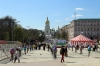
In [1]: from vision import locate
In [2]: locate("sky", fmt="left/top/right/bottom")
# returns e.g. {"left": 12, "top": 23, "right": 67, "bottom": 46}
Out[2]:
{"left": 0, "top": 0, "right": 100, "bottom": 30}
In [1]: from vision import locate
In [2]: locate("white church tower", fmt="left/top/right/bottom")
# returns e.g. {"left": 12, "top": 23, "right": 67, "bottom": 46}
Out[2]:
{"left": 45, "top": 17, "right": 51, "bottom": 39}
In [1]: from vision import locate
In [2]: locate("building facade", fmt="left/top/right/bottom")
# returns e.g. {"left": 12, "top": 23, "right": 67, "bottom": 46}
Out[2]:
{"left": 66, "top": 19, "right": 100, "bottom": 40}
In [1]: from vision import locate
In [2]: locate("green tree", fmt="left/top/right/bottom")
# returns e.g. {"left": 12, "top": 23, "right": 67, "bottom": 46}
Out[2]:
{"left": 61, "top": 31, "right": 69, "bottom": 41}
{"left": 14, "top": 24, "right": 24, "bottom": 42}
{"left": 0, "top": 15, "right": 17, "bottom": 40}
{"left": 61, "top": 31, "right": 66, "bottom": 39}
{"left": 55, "top": 30, "right": 61, "bottom": 39}
{"left": 4, "top": 32, "right": 9, "bottom": 41}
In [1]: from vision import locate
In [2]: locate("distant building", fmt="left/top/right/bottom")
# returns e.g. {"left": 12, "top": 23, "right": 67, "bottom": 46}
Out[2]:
{"left": 44, "top": 17, "right": 51, "bottom": 39}
{"left": 61, "top": 19, "right": 100, "bottom": 40}
{"left": 44, "top": 17, "right": 55, "bottom": 39}
{"left": 50, "top": 28, "right": 55, "bottom": 38}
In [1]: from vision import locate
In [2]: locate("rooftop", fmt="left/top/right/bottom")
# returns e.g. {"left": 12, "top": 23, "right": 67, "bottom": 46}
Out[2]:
{"left": 76, "top": 18, "right": 100, "bottom": 20}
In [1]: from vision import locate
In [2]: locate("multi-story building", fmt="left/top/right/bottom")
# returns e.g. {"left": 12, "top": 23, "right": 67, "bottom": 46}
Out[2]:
{"left": 66, "top": 19, "right": 100, "bottom": 40}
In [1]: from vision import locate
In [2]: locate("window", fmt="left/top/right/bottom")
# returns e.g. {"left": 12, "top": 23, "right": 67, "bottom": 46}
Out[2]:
{"left": 75, "top": 28, "right": 77, "bottom": 31}
{"left": 97, "top": 28, "right": 98, "bottom": 31}
{"left": 81, "top": 28, "right": 83, "bottom": 31}
{"left": 91, "top": 33, "right": 92, "bottom": 35}
{"left": 88, "top": 33, "right": 89, "bottom": 35}
{"left": 87, "top": 28, "right": 89, "bottom": 31}
{"left": 78, "top": 28, "right": 80, "bottom": 31}
{"left": 97, "top": 33, "right": 98, "bottom": 35}
{"left": 91, "top": 28, "right": 92, "bottom": 31}
{"left": 94, "top": 28, "right": 95, "bottom": 31}
{"left": 84, "top": 33, "right": 86, "bottom": 35}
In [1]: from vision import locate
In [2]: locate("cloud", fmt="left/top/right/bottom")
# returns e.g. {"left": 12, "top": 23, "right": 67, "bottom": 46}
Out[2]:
{"left": 65, "top": 18, "right": 69, "bottom": 20}
{"left": 71, "top": 14, "right": 83, "bottom": 18}
{"left": 55, "top": 20, "right": 61, "bottom": 22}
{"left": 75, "top": 8, "right": 84, "bottom": 11}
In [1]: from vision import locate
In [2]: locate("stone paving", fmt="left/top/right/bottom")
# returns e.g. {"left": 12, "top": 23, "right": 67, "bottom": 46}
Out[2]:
{"left": 57, "top": 48, "right": 100, "bottom": 66}
{"left": 0, "top": 47, "right": 100, "bottom": 66}
{"left": 1, "top": 48, "right": 67, "bottom": 66}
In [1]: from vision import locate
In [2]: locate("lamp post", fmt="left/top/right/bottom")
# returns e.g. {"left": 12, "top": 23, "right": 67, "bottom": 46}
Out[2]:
{"left": 12, "top": 21, "right": 20, "bottom": 41}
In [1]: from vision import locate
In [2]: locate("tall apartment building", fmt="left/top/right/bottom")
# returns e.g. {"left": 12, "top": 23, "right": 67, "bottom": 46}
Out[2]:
{"left": 66, "top": 19, "right": 100, "bottom": 40}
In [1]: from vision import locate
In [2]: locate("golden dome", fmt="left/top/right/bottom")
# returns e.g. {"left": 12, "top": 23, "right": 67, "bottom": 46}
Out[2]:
{"left": 45, "top": 17, "right": 49, "bottom": 24}
{"left": 45, "top": 21, "right": 49, "bottom": 24}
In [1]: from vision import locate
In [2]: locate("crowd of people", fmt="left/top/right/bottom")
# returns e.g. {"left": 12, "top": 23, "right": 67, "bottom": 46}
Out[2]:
{"left": 9, "top": 41, "right": 100, "bottom": 63}
{"left": 9, "top": 42, "right": 49, "bottom": 63}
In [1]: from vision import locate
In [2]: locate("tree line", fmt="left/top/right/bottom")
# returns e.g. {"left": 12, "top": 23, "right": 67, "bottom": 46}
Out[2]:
{"left": 0, "top": 16, "right": 45, "bottom": 43}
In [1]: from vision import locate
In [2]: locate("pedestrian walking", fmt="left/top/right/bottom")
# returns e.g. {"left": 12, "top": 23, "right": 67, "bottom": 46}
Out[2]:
{"left": 60, "top": 46, "right": 65, "bottom": 63}
{"left": 80, "top": 45, "right": 83, "bottom": 54}
{"left": 24, "top": 45, "right": 26, "bottom": 55}
{"left": 18, "top": 47, "right": 21, "bottom": 57}
{"left": 14, "top": 48, "right": 20, "bottom": 63}
{"left": 43, "top": 44, "right": 46, "bottom": 51}
{"left": 26, "top": 45, "right": 29, "bottom": 53}
{"left": 10, "top": 47, "right": 15, "bottom": 61}
{"left": 29, "top": 45, "right": 31, "bottom": 51}
{"left": 88, "top": 45, "right": 91, "bottom": 57}
{"left": 65, "top": 45, "right": 68, "bottom": 57}
{"left": 47, "top": 44, "right": 50, "bottom": 51}
{"left": 53, "top": 46, "right": 57, "bottom": 59}
{"left": 72, "top": 44, "right": 74, "bottom": 51}
{"left": 75, "top": 45, "right": 77, "bottom": 52}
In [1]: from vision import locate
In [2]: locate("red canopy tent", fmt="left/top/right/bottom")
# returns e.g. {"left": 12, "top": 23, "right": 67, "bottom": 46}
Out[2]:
{"left": 70, "top": 35, "right": 93, "bottom": 46}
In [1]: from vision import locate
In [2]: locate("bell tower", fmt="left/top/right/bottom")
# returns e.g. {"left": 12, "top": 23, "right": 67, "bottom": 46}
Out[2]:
{"left": 45, "top": 17, "right": 51, "bottom": 38}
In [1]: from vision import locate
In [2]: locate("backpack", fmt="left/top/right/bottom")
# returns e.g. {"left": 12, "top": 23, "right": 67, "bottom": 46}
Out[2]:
{"left": 54, "top": 47, "right": 57, "bottom": 52}
{"left": 88, "top": 46, "right": 91, "bottom": 51}
{"left": 10, "top": 49, "right": 15, "bottom": 54}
